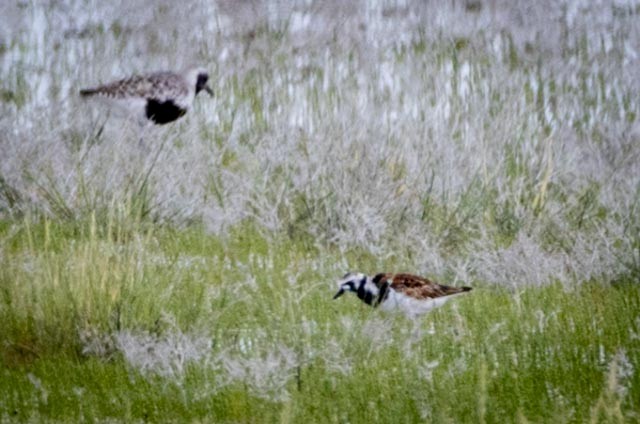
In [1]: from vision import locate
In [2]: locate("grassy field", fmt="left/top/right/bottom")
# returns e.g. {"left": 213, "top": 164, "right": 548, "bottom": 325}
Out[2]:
{"left": 1, "top": 218, "right": 638, "bottom": 422}
{"left": 1, "top": 0, "right": 640, "bottom": 422}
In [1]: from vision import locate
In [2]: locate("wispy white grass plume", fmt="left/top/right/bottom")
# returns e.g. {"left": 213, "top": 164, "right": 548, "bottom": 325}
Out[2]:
{"left": 221, "top": 344, "right": 298, "bottom": 402}
{"left": 115, "top": 327, "right": 212, "bottom": 379}
{"left": 471, "top": 232, "right": 569, "bottom": 287}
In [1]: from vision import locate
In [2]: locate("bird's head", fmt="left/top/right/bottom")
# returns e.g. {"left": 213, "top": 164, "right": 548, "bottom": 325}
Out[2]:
{"left": 186, "top": 67, "right": 213, "bottom": 96}
{"left": 333, "top": 272, "right": 368, "bottom": 299}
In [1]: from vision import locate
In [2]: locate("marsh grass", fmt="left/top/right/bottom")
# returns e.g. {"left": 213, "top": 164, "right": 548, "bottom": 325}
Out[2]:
{"left": 0, "top": 218, "right": 639, "bottom": 422}
{"left": 1, "top": 0, "right": 640, "bottom": 422}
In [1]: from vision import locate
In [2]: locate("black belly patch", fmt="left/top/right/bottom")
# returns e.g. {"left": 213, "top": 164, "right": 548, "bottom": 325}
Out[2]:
{"left": 145, "top": 99, "right": 187, "bottom": 124}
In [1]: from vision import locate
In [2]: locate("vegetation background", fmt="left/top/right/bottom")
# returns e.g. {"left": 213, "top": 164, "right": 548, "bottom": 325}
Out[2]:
{"left": 1, "top": 0, "right": 639, "bottom": 422}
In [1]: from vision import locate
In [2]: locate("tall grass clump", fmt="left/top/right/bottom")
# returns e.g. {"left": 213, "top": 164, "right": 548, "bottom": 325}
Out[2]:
{"left": 1, "top": 0, "right": 639, "bottom": 421}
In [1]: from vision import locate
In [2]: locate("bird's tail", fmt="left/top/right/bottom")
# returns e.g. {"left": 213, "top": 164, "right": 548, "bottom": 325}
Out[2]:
{"left": 461, "top": 286, "right": 473, "bottom": 292}
{"left": 79, "top": 88, "right": 98, "bottom": 97}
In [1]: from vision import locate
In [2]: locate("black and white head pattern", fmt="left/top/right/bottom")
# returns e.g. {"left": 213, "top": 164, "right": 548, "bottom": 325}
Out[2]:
{"left": 333, "top": 272, "right": 390, "bottom": 307}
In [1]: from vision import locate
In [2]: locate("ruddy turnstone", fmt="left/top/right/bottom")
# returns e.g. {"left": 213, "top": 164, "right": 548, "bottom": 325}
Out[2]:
{"left": 333, "top": 272, "right": 472, "bottom": 316}
{"left": 79, "top": 67, "right": 213, "bottom": 125}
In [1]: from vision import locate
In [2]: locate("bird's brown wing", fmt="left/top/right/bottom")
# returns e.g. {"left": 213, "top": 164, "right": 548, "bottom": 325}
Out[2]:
{"left": 375, "top": 273, "right": 471, "bottom": 300}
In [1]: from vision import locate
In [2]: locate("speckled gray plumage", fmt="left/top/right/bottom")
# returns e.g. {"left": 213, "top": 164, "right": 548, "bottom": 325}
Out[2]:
{"left": 80, "top": 68, "right": 212, "bottom": 125}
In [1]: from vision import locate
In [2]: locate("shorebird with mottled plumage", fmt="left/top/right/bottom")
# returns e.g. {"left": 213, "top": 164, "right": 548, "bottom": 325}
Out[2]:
{"left": 79, "top": 67, "right": 213, "bottom": 126}
{"left": 333, "top": 272, "right": 472, "bottom": 316}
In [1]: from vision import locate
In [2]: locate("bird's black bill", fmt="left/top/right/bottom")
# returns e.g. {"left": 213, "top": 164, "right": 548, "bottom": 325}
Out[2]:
{"left": 204, "top": 85, "right": 214, "bottom": 96}
{"left": 333, "top": 288, "right": 345, "bottom": 300}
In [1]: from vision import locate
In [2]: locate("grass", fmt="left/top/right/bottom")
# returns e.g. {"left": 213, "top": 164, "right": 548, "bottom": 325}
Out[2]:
{"left": 0, "top": 218, "right": 639, "bottom": 422}
{"left": 2, "top": 0, "right": 640, "bottom": 421}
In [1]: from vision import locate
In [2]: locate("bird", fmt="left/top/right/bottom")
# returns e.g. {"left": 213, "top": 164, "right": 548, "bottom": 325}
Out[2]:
{"left": 79, "top": 67, "right": 213, "bottom": 126}
{"left": 333, "top": 272, "right": 472, "bottom": 316}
